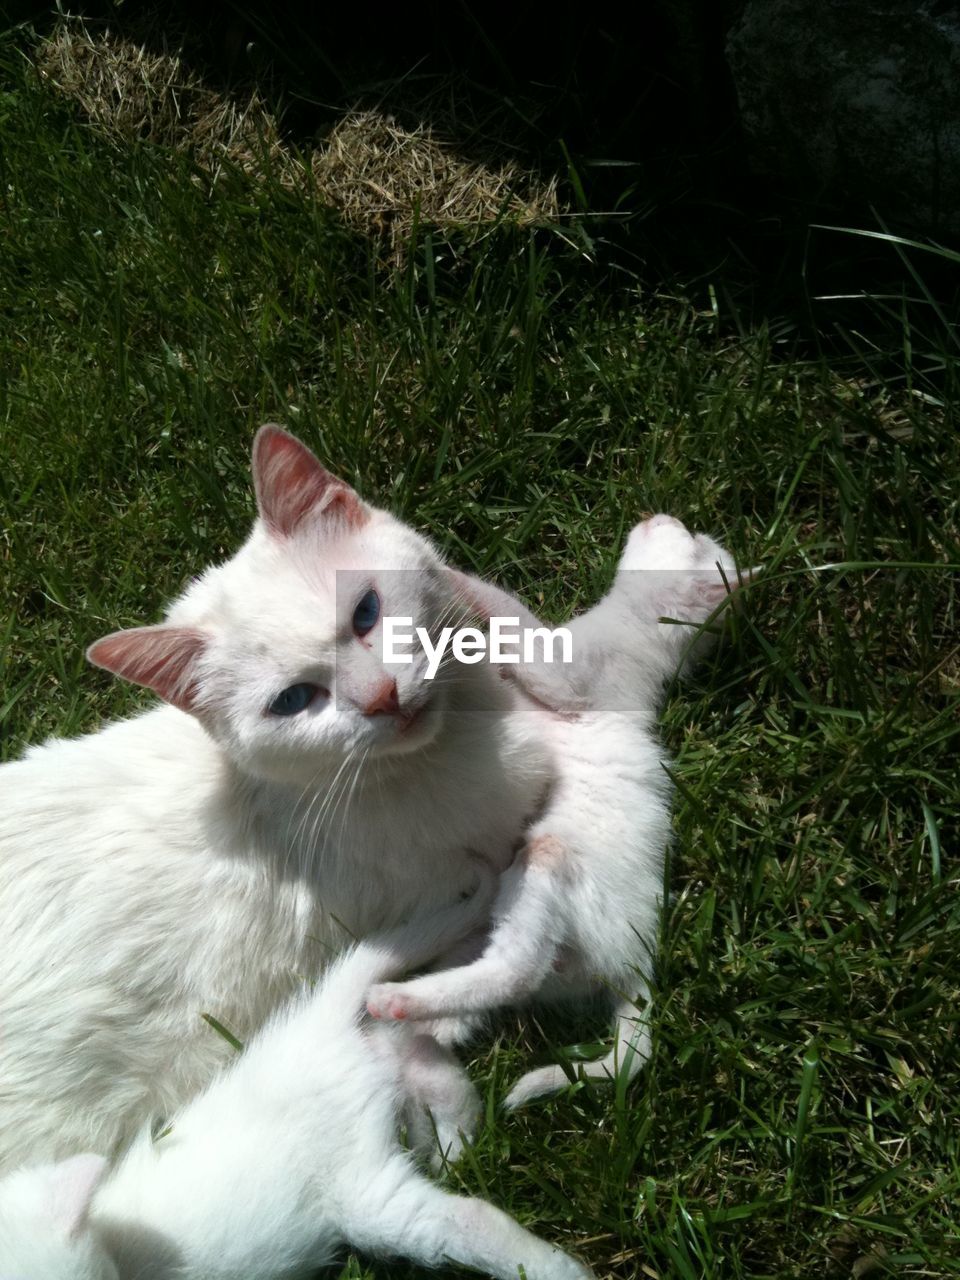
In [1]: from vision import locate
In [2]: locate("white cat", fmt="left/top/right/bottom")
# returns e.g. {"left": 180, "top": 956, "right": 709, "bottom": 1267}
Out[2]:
{"left": 0, "top": 425, "right": 553, "bottom": 1171}
{"left": 368, "top": 515, "right": 743, "bottom": 1106}
{"left": 0, "top": 890, "right": 594, "bottom": 1280}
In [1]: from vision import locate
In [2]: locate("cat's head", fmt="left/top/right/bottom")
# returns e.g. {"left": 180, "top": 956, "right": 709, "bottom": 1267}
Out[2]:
{"left": 88, "top": 426, "right": 481, "bottom": 784}
{"left": 0, "top": 1154, "right": 118, "bottom": 1280}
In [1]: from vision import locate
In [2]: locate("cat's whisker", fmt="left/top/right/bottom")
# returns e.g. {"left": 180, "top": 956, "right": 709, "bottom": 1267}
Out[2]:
{"left": 289, "top": 758, "right": 344, "bottom": 857}
{"left": 307, "top": 748, "right": 363, "bottom": 865}
{"left": 288, "top": 763, "right": 335, "bottom": 852}
{"left": 302, "top": 745, "right": 365, "bottom": 875}
{"left": 290, "top": 749, "right": 362, "bottom": 878}
{"left": 308, "top": 744, "right": 369, "bottom": 871}
{"left": 430, "top": 592, "right": 476, "bottom": 635}
{"left": 335, "top": 746, "right": 371, "bottom": 856}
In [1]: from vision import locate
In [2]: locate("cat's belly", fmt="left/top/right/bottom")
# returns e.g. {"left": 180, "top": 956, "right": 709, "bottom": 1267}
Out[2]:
{"left": 299, "top": 696, "right": 555, "bottom": 934}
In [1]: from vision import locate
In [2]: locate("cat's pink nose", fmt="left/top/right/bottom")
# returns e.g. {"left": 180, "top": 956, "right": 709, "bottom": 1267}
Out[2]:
{"left": 362, "top": 676, "right": 400, "bottom": 717}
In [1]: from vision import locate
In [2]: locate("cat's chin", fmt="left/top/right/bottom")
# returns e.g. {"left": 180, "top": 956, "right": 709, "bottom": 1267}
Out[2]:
{"left": 371, "top": 694, "right": 444, "bottom": 758}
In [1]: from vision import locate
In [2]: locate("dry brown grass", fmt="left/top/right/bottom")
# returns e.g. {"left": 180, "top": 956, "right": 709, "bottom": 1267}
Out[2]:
{"left": 34, "top": 18, "right": 563, "bottom": 259}
{"left": 34, "top": 21, "right": 285, "bottom": 180}
{"left": 309, "top": 109, "right": 560, "bottom": 250}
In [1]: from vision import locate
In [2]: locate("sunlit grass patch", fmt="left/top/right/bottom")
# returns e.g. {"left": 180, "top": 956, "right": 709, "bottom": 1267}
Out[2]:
{"left": 32, "top": 14, "right": 562, "bottom": 264}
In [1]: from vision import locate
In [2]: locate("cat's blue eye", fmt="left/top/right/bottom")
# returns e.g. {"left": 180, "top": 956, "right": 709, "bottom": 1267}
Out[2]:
{"left": 268, "top": 683, "right": 321, "bottom": 717}
{"left": 352, "top": 589, "right": 380, "bottom": 637}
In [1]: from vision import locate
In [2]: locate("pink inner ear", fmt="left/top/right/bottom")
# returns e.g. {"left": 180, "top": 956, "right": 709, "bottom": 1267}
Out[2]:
{"left": 445, "top": 569, "right": 492, "bottom": 620}
{"left": 698, "top": 567, "right": 744, "bottom": 606}
{"left": 252, "top": 424, "right": 366, "bottom": 537}
{"left": 87, "top": 626, "right": 207, "bottom": 714}
{"left": 446, "top": 568, "right": 526, "bottom": 624}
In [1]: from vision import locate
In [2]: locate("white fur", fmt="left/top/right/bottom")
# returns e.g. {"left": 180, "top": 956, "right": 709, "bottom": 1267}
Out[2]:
{"left": 0, "top": 896, "right": 593, "bottom": 1279}
{"left": 0, "top": 427, "right": 553, "bottom": 1171}
{"left": 368, "top": 515, "right": 742, "bottom": 1105}
{"left": 0, "top": 1155, "right": 118, "bottom": 1280}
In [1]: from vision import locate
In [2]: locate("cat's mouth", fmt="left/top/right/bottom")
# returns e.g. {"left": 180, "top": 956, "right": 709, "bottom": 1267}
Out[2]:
{"left": 398, "top": 705, "right": 425, "bottom": 735}
{"left": 374, "top": 694, "right": 441, "bottom": 755}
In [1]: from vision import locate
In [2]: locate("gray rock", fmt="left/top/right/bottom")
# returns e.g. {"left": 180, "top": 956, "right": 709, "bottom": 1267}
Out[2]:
{"left": 726, "top": 1, "right": 960, "bottom": 234}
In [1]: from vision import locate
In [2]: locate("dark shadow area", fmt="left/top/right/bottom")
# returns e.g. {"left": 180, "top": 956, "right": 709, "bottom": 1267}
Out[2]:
{"left": 8, "top": 1, "right": 960, "bottom": 351}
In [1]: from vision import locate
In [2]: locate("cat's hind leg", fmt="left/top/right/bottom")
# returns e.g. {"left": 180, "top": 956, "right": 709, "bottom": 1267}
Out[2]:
{"left": 397, "top": 1033, "right": 481, "bottom": 1171}
{"left": 503, "top": 993, "right": 651, "bottom": 1110}
{"left": 347, "top": 1164, "right": 595, "bottom": 1280}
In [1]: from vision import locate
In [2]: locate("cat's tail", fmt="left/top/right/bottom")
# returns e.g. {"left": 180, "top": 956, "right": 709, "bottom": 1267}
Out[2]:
{"left": 311, "top": 869, "right": 496, "bottom": 1033}
{"left": 502, "top": 997, "right": 651, "bottom": 1110}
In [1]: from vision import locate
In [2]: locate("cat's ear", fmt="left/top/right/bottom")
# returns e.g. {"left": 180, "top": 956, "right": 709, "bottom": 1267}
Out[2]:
{"left": 252, "top": 424, "right": 368, "bottom": 537}
{"left": 87, "top": 626, "right": 208, "bottom": 714}
{"left": 694, "top": 563, "right": 757, "bottom": 609}
{"left": 695, "top": 574, "right": 739, "bottom": 609}
{"left": 444, "top": 567, "right": 589, "bottom": 714}
{"left": 46, "top": 1154, "right": 109, "bottom": 1239}
{"left": 443, "top": 568, "right": 501, "bottom": 622}
{"left": 443, "top": 568, "right": 541, "bottom": 628}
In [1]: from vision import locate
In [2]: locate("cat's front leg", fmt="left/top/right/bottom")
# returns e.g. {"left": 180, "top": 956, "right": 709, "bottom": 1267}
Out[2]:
{"left": 367, "top": 836, "right": 567, "bottom": 1022}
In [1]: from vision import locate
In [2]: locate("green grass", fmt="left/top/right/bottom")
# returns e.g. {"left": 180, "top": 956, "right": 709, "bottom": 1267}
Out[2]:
{"left": 2, "top": 33, "right": 959, "bottom": 1279}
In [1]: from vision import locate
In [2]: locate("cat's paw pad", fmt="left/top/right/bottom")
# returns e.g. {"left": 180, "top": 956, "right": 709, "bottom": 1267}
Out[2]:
{"left": 620, "top": 515, "right": 698, "bottom": 573}
{"left": 426, "top": 1120, "right": 473, "bottom": 1173}
{"left": 643, "top": 513, "right": 687, "bottom": 534}
{"left": 692, "top": 532, "right": 735, "bottom": 576}
{"left": 367, "top": 983, "right": 419, "bottom": 1021}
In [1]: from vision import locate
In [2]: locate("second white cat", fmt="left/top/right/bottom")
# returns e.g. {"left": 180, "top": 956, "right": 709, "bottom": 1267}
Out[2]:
{"left": 369, "top": 515, "right": 743, "bottom": 1106}
{"left": 0, "top": 889, "right": 593, "bottom": 1280}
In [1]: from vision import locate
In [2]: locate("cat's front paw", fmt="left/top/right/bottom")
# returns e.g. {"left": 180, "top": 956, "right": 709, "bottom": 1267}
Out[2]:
{"left": 367, "top": 982, "right": 423, "bottom": 1022}
{"left": 620, "top": 513, "right": 698, "bottom": 573}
